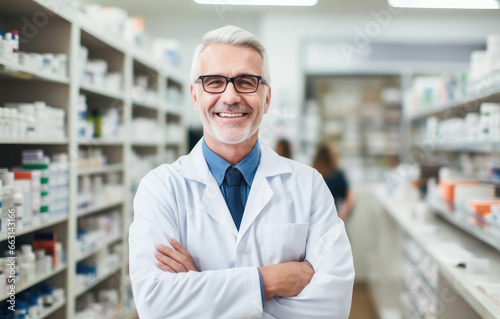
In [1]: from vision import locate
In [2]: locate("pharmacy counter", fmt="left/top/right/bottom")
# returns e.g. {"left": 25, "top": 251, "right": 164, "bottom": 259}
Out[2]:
{"left": 364, "top": 185, "right": 500, "bottom": 319}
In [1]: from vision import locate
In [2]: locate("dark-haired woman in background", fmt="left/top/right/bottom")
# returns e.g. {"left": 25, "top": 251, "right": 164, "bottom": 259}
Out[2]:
{"left": 274, "top": 138, "right": 293, "bottom": 159}
{"left": 313, "top": 143, "right": 356, "bottom": 222}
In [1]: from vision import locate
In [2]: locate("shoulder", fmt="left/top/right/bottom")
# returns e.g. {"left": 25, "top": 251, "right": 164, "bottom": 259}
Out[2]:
{"left": 140, "top": 155, "right": 188, "bottom": 189}
{"left": 259, "top": 143, "right": 321, "bottom": 181}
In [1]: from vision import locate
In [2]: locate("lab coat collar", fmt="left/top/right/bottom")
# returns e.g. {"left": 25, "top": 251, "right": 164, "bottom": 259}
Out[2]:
{"left": 179, "top": 138, "right": 292, "bottom": 183}
{"left": 236, "top": 142, "right": 292, "bottom": 242}
{"left": 179, "top": 138, "right": 293, "bottom": 239}
{"left": 257, "top": 141, "right": 293, "bottom": 178}
{"left": 179, "top": 138, "right": 211, "bottom": 184}
{"left": 180, "top": 139, "right": 239, "bottom": 235}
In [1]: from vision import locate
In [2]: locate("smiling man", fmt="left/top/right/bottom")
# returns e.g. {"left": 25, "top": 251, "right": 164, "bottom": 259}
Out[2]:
{"left": 129, "top": 25, "right": 354, "bottom": 319}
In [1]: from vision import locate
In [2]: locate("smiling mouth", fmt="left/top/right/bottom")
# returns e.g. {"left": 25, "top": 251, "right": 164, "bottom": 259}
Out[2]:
{"left": 217, "top": 112, "right": 247, "bottom": 118}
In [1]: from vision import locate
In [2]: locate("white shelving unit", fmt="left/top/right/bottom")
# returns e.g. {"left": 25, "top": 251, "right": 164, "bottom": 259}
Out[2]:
{"left": 365, "top": 186, "right": 500, "bottom": 319}
{"left": 407, "top": 71, "right": 500, "bottom": 250}
{"left": 428, "top": 197, "right": 500, "bottom": 253}
{"left": 0, "top": 215, "right": 69, "bottom": 241}
{"left": 408, "top": 72, "right": 500, "bottom": 122}
{"left": 374, "top": 67, "right": 500, "bottom": 318}
{"left": 0, "top": 1, "right": 187, "bottom": 318}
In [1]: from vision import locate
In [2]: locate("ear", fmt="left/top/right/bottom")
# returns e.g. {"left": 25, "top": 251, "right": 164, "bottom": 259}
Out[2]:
{"left": 190, "top": 84, "right": 199, "bottom": 112}
{"left": 263, "top": 86, "right": 271, "bottom": 114}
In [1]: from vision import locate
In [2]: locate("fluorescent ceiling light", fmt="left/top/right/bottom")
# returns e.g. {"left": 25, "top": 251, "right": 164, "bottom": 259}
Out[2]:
{"left": 388, "top": 0, "right": 499, "bottom": 9}
{"left": 194, "top": 0, "right": 318, "bottom": 6}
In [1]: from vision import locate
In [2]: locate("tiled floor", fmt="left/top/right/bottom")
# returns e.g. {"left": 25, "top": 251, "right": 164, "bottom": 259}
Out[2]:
{"left": 349, "top": 283, "right": 379, "bottom": 319}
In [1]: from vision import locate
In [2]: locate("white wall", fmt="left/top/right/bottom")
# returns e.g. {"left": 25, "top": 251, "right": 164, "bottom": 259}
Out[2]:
{"left": 258, "top": 9, "right": 500, "bottom": 146}
{"left": 143, "top": 8, "right": 500, "bottom": 147}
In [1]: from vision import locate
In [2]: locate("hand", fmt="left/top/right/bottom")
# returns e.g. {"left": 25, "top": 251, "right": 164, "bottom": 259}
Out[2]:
{"left": 155, "top": 238, "right": 198, "bottom": 273}
{"left": 259, "top": 261, "right": 314, "bottom": 299}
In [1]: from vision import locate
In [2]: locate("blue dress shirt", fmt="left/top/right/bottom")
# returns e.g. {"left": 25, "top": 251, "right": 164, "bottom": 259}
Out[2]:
{"left": 202, "top": 139, "right": 260, "bottom": 209}
{"left": 202, "top": 138, "right": 265, "bottom": 307}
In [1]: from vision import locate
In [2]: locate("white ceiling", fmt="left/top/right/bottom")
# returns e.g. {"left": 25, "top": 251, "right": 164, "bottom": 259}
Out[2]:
{"left": 82, "top": 0, "right": 407, "bottom": 18}
{"left": 81, "top": 0, "right": 500, "bottom": 30}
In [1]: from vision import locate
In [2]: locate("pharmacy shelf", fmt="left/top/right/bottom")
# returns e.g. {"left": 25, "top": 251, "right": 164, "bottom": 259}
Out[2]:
{"left": 431, "top": 141, "right": 500, "bottom": 153}
{"left": 165, "top": 141, "right": 183, "bottom": 147}
{"left": 80, "top": 83, "right": 125, "bottom": 101}
{"left": 75, "top": 233, "right": 121, "bottom": 262}
{"left": 0, "top": 214, "right": 68, "bottom": 242}
{"left": 133, "top": 49, "right": 160, "bottom": 72}
{"left": 39, "top": 297, "right": 66, "bottom": 319}
{"left": 427, "top": 197, "right": 500, "bottom": 253}
{"left": 77, "top": 198, "right": 124, "bottom": 218}
{"left": 132, "top": 99, "right": 161, "bottom": 111}
{"left": 0, "top": 264, "right": 67, "bottom": 302}
{"left": 164, "top": 102, "right": 182, "bottom": 116}
{"left": 78, "top": 139, "right": 124, "bottom": 146}
{"left": 375, "top": 189, "right": 500, "bottom": 319}
{"left": 0, "top": 58, "right": 69, "bottom": 84}
{"left": 75, "top": 263, "right": 122, "bottom": 297}
{"left": 367, "top": 149, "right": 400, "bottom": 156}
{"left": 404, "top": 253, "right": 436, "bottom": 295}
{"left": 77, "top": 163, "right": 124, "bottom": 176}
{"left": 131, "top": 141, "right": 161, "bottom": 147}
{"left": 0, "top": 1, "right": 187, "bottom": 317}
{"left": 409, "top": 74, "right": 500, "bottom": 121}
{"left": 403, "top": 283, "right": 427, "bottom": 319}
{"left": 164, "top": 69, "right": 185, "bottom": 86}
{"left": 0, "top": 138, "right": 68, "bottom": 145}
{"left": 479, "top": 178, "right": 500, "bottom": 186}
{"left": 76, "top": 13, "right": 127, "bottom": 54}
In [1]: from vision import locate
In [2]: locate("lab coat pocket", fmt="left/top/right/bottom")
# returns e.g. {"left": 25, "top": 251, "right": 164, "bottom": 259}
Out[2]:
{"left": 264, "top": 223, "right": 308, "bottom": 264}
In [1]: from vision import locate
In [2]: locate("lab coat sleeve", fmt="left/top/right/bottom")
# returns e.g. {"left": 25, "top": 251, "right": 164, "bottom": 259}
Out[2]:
{"left": 265, "top": 171, "right": 355, "bottom": 319}
{"left": 129, "top": 171, "right": 263, "bottom": 319}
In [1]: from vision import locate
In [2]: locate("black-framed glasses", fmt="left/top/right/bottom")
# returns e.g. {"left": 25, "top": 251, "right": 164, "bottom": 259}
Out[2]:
{"left": 197, "top": 75, "right": 266, "bottom": 94}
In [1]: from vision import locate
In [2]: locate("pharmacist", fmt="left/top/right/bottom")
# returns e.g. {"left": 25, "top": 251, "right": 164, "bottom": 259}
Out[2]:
{"left": 129, "top": 25, "right": 354, "bottom": 318}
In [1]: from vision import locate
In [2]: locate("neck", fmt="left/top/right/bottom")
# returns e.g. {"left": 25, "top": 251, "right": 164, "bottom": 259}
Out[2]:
{"left": 204, "top": 132, "right": 258, "bottom": 166}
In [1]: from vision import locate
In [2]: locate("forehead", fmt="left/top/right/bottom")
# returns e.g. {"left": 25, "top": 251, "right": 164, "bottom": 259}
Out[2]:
{"left": 199, "top": 43, "right": 263, "bottom": 76}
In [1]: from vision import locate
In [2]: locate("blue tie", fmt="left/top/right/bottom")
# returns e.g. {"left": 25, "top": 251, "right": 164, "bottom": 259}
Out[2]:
{"left": 225, "top": 167, "right": 244, "bottom": 230}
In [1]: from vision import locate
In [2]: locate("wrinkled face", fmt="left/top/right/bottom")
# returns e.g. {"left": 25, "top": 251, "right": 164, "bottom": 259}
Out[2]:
{"left": 191, "top": 43, "right": 271, "bottom": 145}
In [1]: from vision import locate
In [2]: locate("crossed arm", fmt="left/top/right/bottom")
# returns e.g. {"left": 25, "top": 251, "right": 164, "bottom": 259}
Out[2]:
{"left": 130, "top": 170, "right": 354, "bottom": 318}
{"left": 155, "top": 238, "right": 315, "bottom": 300}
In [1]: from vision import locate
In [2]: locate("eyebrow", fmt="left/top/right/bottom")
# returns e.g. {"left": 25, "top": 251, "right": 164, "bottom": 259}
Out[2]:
{"left": 203, "top": 73, "right": 260, "bottom": 77}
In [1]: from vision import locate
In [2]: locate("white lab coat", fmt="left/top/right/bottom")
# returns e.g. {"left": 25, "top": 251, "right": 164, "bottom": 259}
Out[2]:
{"left": 129, "top": 140, "right": 354, "bottom": 319}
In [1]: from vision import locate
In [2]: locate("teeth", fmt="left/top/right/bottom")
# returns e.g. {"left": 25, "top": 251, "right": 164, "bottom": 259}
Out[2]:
{"left": 219, "top": 113, "right": 244, "bottom": 118}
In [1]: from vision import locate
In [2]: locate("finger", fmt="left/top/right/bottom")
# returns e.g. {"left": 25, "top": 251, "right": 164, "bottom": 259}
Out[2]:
{"left": 159, "top": 241, "right": 197, "bottom": 272}
{"left": 156, "top": 243, "right": 193, "bottom": 271}
{"left": 168, "top": 239, "right": 197, "bottom": 271}
{"left": 157, "top": 262, "right": 175, "bottom": 273}
{"left": 155, "top": 251, "right": 187, "bottom": 273}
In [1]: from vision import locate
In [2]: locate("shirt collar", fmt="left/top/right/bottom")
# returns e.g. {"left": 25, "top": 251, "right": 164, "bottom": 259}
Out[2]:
{"left": 202, "top": 138, "right": 261, "bottom": 186}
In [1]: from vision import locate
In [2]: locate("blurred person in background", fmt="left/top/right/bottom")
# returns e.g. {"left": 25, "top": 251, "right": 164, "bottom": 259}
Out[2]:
{"left": 313, "top": 142, "right": 356, "bottom": 222}
{"left": 274, "top": 138, "right": 293, "bottom": 159}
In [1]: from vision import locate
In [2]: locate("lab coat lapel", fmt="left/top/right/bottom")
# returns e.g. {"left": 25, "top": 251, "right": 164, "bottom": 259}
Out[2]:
{"left": 202, "top": 178, "right": 238, "bottom": 236}
{"left": 237, "top": 143, "right": 292, "bottom": 244}
{"left": 237, "top": 168, "right": 272, "bottom": 244}
{"left": 180, "top": 140, "right": 238, "bottom": 237}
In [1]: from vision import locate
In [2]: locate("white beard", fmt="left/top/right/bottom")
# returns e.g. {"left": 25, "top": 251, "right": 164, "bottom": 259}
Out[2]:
{"left": 198, "top": 90, "right": 267, "bottom": 145}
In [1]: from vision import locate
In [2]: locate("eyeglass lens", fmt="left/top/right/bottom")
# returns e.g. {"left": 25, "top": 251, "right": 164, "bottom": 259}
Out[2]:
{"left": 203, "top": 76, "right": 259, "bottom": 93}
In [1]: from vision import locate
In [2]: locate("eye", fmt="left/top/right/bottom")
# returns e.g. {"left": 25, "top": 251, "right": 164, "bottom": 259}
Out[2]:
{"left": 236, "top": 77, "right": 257, "bottom": 87}
{"left": 205, "top": 77, "right": 225, "bottom": 87}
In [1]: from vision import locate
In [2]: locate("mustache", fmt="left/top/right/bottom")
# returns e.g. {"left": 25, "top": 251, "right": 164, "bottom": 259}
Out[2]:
{"left": 212, "top": 103, "right": 252, "bottom": 113}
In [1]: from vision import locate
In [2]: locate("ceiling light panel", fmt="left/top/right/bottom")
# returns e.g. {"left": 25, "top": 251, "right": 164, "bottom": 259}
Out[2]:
{"left": 194, "top": 0, "right": 318, "bottom": 6}
{"left": 388, "top": 0, "right": 500, "bottom": 9}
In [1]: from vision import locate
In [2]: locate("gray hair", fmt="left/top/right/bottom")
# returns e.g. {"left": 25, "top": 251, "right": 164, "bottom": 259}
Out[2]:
{"left": 190, "top": 25, "right": 270, "bottom": 85}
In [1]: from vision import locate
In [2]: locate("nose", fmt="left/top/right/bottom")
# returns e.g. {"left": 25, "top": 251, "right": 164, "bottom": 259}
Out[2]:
{"left": 219, "top": 81, "right": 242, "bottom": 105}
